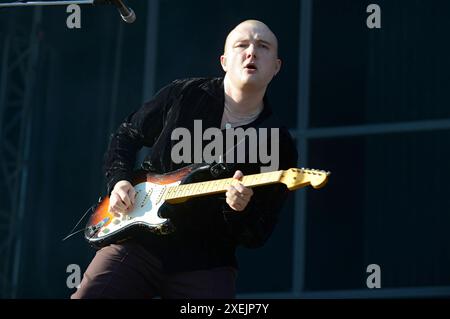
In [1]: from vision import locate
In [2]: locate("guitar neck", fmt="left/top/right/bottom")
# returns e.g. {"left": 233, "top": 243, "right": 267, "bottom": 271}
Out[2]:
{"left": 164, "top": 170, "right": 284, "bottom": 204}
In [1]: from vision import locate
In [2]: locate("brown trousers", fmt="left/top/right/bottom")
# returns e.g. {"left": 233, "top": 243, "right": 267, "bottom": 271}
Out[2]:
{"left": 71, "top": 240, "right": 237, "bottom": 299}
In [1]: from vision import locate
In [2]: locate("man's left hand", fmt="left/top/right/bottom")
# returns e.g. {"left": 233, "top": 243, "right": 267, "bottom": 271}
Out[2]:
{"left": 225, "top": 170, "right": 254, "bottom": 212}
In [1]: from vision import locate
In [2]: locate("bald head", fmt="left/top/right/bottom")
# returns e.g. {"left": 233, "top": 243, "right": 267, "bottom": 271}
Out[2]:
{"left": 224, "top": 20, "right": 279, "bottom": 56}
{"left": 220, "top": 20, "right": 282, "bottom": 91}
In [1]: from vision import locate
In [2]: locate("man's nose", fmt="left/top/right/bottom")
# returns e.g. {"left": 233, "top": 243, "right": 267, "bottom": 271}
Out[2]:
{"left": 246, "top": 44, "right": 257, "bottom": 59}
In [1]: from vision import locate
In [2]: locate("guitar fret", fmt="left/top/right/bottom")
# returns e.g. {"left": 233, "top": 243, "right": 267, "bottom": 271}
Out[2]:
{"left": 205, "top": 181, "right": 212, "bottom": 193}
{"left": 194, "top": 184, "right": 199, "bottom": 195}
{"left": 207, "top": 181, "right": 214, "bottom": 193}
{"left": 180, "top": 185, "right": 187, "bottom": 197}
{"left": 167, "top": 186, "right": 174, "bottom": 199}
{"left": 185, "top": 185, "right": 191, "bottom": 196}
{"left": 168, "top": 170, "right": 284, "bottom": 201}
{"left": 222, "top": 179, "right": 229, "bottom": 191}
{"left": 172, "top": 186, "right": 177, "bottom": 199}
{"left": 192, "top": 182, "right": 199, "bottom": 196}
{"left": 172, "top": 186, "right": 177, "bottom": 198}
{"left": 165, "top": 187, "right": 170, "bottom": 199}
{"left": 260, "top": 173, "right": 266, "bottom": 183}
{"left": 201, "top": 182, "right": 206, "bottom": 193}
{"left": 216, "top": 180, "right": 221, "bottom": 191}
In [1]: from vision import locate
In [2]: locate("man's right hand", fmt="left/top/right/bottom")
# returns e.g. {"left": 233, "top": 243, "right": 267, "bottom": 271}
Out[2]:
{"left": 109, "top": 180, "right": 136, "bottom": 214}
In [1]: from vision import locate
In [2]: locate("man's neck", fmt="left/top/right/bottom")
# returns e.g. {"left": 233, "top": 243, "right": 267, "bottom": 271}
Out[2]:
{"left": 223, "top": 76, "right": 265, "bottom": 116}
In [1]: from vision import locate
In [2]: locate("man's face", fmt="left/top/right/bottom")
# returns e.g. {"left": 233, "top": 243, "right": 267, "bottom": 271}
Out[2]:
{"left": 221, "top": 21, "right": 281, "bottom": 90}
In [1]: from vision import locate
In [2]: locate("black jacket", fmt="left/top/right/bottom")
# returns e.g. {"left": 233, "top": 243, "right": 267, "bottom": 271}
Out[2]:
{"left": 103, "top": 77, "right": 298, "bottom": 272}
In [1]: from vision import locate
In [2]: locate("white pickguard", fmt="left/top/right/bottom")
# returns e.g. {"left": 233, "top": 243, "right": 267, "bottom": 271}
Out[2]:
{"left": 96, "top": 180, "right": 181, "bottom": 238}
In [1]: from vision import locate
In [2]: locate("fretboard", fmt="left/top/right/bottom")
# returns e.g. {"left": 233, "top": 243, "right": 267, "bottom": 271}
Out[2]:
{"left": 164, "top": 170, "right": 284, "bottom": 204}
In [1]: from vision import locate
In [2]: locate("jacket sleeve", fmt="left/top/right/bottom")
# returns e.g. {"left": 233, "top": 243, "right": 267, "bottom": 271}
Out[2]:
{"left": 221, "top": 129, "right": 299, "bottom": 248}
{"left": 103, "top": 80, "right": 180, "bottom": 195}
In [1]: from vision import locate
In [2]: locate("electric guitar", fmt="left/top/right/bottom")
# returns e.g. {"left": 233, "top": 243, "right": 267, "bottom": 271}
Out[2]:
{"left": 84, "top": 164, "right": 330, "bottom": 248}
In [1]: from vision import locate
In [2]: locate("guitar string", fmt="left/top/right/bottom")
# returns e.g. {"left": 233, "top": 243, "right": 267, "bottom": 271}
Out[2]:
{"left": 62, "top": 205, "right": 94, "bottom": 241}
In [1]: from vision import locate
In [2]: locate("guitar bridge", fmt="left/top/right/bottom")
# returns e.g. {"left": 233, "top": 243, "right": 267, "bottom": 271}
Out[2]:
{"left": 87, "top": 216, "right": 110, "bottom": 237}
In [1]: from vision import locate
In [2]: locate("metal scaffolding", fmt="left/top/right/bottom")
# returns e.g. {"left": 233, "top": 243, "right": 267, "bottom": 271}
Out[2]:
{"left": 0, "top": 8, "right": 42, "bottom": 298}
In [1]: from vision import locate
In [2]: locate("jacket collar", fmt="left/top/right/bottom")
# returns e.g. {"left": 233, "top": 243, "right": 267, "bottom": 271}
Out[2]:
{"left": 199, "top": 77, "right": 273, "bottom": 124}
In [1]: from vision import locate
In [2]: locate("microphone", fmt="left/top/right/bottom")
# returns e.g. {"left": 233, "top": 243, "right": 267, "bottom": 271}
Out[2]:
{"left": 94, "top": 0, "right": 136, "bottom": 23}
{"left": 109, "top": 0, "right": 136, "bottom": 24}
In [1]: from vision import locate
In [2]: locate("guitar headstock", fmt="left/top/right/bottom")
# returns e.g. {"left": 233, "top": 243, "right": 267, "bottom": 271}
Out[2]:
{"left": 280, "top": 168, "right": 331, "bottom": 190}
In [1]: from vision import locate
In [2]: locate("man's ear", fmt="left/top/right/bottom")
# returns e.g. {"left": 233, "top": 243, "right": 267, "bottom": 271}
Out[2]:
{"left": 274, "top": 58, "right": 282, "bottom": 76}
{"left": 220, "top": 55, "right": 227, "bottom": 72}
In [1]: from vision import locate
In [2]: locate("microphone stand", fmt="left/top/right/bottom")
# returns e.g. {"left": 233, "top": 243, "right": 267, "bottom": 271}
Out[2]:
{"left": 0, "top": 0, "right": 136, "bottom": 23}
{"left": 0, "top": 0, "right": 97, "bottom": 8}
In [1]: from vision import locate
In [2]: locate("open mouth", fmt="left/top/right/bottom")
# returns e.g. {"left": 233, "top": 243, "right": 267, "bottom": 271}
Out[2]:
{"left": 244, "top": 63, "right": 257, "bottom": 71}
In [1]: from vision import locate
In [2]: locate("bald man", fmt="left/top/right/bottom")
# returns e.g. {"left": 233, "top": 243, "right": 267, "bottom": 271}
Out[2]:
{"left": 72, "top": 20, "right": 297, "bottom": 299}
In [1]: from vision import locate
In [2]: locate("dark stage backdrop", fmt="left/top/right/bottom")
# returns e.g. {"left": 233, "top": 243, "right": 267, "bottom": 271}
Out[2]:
{"left": 0, "top": 0, "right": 449, "bottom": 298}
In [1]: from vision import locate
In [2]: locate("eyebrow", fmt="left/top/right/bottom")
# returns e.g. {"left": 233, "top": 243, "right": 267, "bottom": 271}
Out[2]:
{"left": 234, "top": 38, "right": 273, "bottom": 47}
